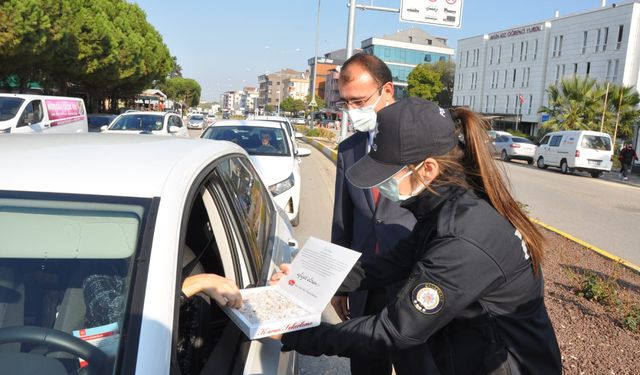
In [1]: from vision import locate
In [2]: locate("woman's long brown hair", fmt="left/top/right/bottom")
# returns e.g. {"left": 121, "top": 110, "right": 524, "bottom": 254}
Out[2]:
{"left": 423, "top": 107, "right": 545, "bottom": 274}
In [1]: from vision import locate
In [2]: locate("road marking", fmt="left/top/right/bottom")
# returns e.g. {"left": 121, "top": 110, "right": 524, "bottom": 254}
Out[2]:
{"left": 531, "top": 218, "right": 640, "bottom": 274}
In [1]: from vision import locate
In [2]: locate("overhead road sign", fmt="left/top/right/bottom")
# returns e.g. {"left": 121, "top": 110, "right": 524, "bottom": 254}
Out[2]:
{"left": 400, "top": 0, "right": 463, "bottom": 28}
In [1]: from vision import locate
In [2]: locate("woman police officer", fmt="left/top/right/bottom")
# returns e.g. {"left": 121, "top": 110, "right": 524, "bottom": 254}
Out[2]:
{"left": 271, "top": 98, "right": 561, "bottom": 374}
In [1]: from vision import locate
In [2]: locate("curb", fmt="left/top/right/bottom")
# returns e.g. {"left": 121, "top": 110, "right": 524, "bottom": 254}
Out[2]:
{"left": 304, "top": 137, "right": 640, "bottom": 275}
{"left": 531, "top": 218, "right": 640, "bottom": 274}
{"left": 302, "top": 136, "right": 337, "bottom": 165}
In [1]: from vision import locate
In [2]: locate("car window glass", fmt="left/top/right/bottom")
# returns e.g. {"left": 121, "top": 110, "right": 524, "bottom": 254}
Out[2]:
{"left": 512, "top": 137, "right": 532, "bottom": 144}
{"left": 110, "top": 114, "right": 164, "bottom": 131}
{"left": 0, "top": 97, "right": 24, "bottom": 121}
{"left": 215, "top": 157, "right": 272, "bottom": 279}
{"left": 203, "top": 126, "right": 290, "bottom": 156}
{"left": 539, "top": 135, "right": 550, "bottom": 145}
{"left": 18, "top": 100, "right": 44, "bottom": 127}
{"left": 581, "top": 135, "right": 611, "bottom": 151}
{"left": 549, "top": 135, "right": 563, "bottom": 147}
{"left": 172, "top": 116, "right": 183, "bottom": 128}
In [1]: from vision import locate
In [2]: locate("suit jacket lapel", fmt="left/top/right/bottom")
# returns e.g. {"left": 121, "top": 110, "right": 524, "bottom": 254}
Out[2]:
{"left": 353, "top": 132, "right": 376, "bottom": 212}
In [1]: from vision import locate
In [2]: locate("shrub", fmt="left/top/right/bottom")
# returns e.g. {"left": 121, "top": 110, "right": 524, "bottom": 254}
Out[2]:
{"left": 305, "top": 128, "right": 336, "bottom": 140}
{"left": 622, "top": 304, "right": 640, "bottom": 332}
{"left": 577, "top": 272, "right": 620, "bottom": 307}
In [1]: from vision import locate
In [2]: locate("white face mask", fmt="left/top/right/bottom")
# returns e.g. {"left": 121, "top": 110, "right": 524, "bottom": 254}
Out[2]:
{"left": 376, "top": 163, "right": 426, "bottom": 202}
{"left": 347, "top": 94, "right": 383, "bottom": 133}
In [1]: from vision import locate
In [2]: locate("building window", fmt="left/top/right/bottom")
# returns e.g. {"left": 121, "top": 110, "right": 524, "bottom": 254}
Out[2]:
{"left": 555, "top": 65, "right": 560, "bottom": 85}
{"left": 561, "top": 64, "right": 566, "bottom": 78}
{"left": 603, "top": 27, "right": 609, "bottom": 51}
{"left": 510, "top": 43, "right": 514, "bottom": 62}
{"left": 490, "top": 47, "right": 494, "bottom": 65}
{"left": 503, "top": 69, "right": 508, "bottom": 88}
{"left": 528, "top": 95, "right": 533, "bottom": 115}
{"left": 493, "top": 95, "right": 497, "bottom": 112}
{"left": 595, "top": 28, "right": 601, "bottom": 52}
{"left": 427, "top": 39, "right": 433, "bottom": 45}
{"left": 552, "top": 36, "right": 558, "bottom": 57}
{"left": 613, "top": 59, "right": 619, "bottom": 82}
{"left": 582, "top": 31, "right": 588, "bottom": 54}
{"left": 617, "top": 25, "right": 624, "bottom": 50}
{"left": 606, "top": 60, "right": 612, "bottom": 81}
{"left": 524, "top": 41, "right": 528, "bottom": 61}
{"left": 533, "top": 39, "right": 538, "bottom": 60}
{"left": 409, "top": 36, "right": 413, "bottom": 43}
{"left": 586, "top": 62, "right": 591, "bottom": 77}
{"left": 512, "top": 69, "right": 516, "bottom": 88}
{"left": 424, "top": 54, "right": 432, "bottom": 62}
{"left": 485, "top": 95, "right": 489, "bottom": 112}
{"left": 491, "top": 71, "right": 496, "bottom": 89}
{"left": 521, "top": 68, "right": 526, "bottom": 87}
{"left": 458, "top": 52, "right": 463, "bottom": 66}
{"left": 526, "top": 67, "right": 531, "bottom": 87}
{"left": 506, "top": 95, "right": 510, "bottom": 113}
{"left": 515, "top": 95, "right": 520, "bottom": 114}
{"left": 498, "top": 45, "right": 502, "bottom": 64}
{"left": 520, "top": 42, "right": 524, "bottom": 61}
{"left": 465, "top": 50, "right": 469, "bottom": 67}
{"left": 558, "top": 35, "right": 563, "bottom": 57}
{"left": 439, "top": 56, "right": 445, "bottom": 61}
{"left": 573, "top": 63, "right": 578, "bottom": 75}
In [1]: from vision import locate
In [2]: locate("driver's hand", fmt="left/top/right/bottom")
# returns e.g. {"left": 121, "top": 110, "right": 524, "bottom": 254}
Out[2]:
{"left": 182, "top": 274, "right": 243, "bottom": 308}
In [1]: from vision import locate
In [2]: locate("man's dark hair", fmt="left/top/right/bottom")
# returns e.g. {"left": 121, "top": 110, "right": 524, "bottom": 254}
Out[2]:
{"left": 339, "top": 53, "right": 392, "bottom": 86}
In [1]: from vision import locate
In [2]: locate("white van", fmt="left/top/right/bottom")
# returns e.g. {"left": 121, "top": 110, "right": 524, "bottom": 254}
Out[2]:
{"left": 534, "top": 130, "right": 613, "bottom": 178}
{"left": 0, "top": 94, "right": 88, "bottom": 133}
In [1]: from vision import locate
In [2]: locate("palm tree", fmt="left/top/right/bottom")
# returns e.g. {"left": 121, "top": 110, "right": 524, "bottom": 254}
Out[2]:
{"left": 603, "top": 84, "right": 640, "bottom": 139}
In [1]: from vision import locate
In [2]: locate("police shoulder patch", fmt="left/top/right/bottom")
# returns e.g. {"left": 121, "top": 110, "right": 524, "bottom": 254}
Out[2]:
{"left": 411, "top": 283, "right": 444, "bottom": 315}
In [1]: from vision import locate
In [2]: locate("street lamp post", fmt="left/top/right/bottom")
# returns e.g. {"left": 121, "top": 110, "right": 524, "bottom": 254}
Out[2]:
{"left": 310, "top": 0, "right": 321, "bottom": 130}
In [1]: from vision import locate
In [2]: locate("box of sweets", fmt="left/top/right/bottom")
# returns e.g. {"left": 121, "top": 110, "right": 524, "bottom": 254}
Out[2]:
{"left": 223, "top": 236, "right": 360, "bottom": 339}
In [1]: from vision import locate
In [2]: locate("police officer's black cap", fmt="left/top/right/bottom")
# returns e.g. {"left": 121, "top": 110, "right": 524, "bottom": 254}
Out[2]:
{"left": 346, "top": 97, "right": 457, "bottom": 188}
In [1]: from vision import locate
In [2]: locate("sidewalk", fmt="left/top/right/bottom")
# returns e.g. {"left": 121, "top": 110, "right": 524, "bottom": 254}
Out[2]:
{"left": 598, "top": 167, "right": 640, "bottom": 187}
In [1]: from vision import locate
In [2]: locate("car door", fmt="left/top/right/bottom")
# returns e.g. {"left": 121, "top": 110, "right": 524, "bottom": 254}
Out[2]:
{"left": 12, "top": 99, "right": 45, "bottom": 133}
{"left": 546, "top": 135, "right": 564, "bottom": 166}
{"left": 169, "top": 115, "right": 188, "bottom": 137}
{"left": 171, "top": 155, "right": 294, "bottom": 375}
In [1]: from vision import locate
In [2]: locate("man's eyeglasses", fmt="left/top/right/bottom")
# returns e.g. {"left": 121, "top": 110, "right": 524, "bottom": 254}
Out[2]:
{"left": 335, "top": 85, "right": 383, "bottom": 111}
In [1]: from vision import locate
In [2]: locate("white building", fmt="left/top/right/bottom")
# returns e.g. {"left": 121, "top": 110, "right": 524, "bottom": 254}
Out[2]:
{"left": 454, "top": 1, "right": 640, "bottom": 135}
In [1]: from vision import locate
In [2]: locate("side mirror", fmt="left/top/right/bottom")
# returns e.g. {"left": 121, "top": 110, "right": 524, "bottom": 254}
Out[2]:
{"left": 169, "top": 125, "right": 181, "bottom": 133}
{"left": 296, "top": 148, "right": 311, "bottom": 157}
{"left": 295, "top": 131, "right": 304, "bottom": 139}
{"left": 100, "top": 125, "right": 108, "bottom": 132}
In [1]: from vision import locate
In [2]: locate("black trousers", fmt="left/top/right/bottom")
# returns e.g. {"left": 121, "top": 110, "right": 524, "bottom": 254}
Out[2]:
{"left": 620, "top": 162, "right": 631, "bottom": 177}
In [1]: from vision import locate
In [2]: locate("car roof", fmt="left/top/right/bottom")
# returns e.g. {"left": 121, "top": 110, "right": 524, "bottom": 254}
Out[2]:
{"left": 248, "top": 115, "right": 291, "bottom": 123}
{"left": 0, "top": 134, "right": 246, "bottom": 198}
{"left": 118, "top": 111, "right": 169, "bottom": 116}
{"left": 208, "top": 119, "right": 284, "bottom": 129}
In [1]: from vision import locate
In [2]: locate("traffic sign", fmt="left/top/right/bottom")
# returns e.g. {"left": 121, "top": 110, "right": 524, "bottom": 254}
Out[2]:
{"left": 400, "top": 0, "right": 463, "bottom": 28}
{"left": 309, "top": 99, "right": 318, "bottom": 107}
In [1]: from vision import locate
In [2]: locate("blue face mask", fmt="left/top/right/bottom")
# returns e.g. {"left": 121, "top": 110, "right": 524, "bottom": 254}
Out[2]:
{"left": 376, "top": 163, "right": 426, "bottom": 202}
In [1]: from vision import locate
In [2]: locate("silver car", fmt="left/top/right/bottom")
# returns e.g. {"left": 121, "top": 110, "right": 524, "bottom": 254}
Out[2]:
{"left": 493, "top": 135, "right": 537, "bottom": 164}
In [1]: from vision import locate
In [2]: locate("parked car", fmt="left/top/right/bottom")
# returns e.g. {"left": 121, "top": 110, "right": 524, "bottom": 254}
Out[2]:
{"left": 102, "top": 111, "right": 188, "bottom": 137}
{"left": 87, "top": 113, "right": 117, "bottom": 133}
{"left": 493, "top": 135, "right": 537, "bottom": 164}
{"left": 206, "top": 113, "right": 217, "bottom": 124}
{"left": 246, "top": 115, "right": 302, "bottom": 151}
{"left": 201, "top": 120, "right": 311, "bottom": 226}
{"left": 534, "top": 130, "right": 613, "bottom": 178}
{"left": 0, "top": 134, "right": 298, "bottom": 374}
{"left": 187, "top": 114, "right": 206, "bottom": 129}
{"left": 0, "top": 94, "right": 88, "bottom": 133}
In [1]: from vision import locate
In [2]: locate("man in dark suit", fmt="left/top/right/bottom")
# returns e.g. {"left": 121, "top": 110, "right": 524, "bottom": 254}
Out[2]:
{"left": 330, "top": 53, "right": 417, "bottom": 375}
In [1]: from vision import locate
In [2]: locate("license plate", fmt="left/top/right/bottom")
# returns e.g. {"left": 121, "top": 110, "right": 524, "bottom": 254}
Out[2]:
{"left": 588, "top": 160, "right": 601, "bottom": 165}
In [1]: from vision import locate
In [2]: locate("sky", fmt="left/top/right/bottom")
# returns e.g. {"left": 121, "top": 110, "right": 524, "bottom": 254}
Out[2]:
{"left": 134, "top": 0, "right": 617, "bottom": 102}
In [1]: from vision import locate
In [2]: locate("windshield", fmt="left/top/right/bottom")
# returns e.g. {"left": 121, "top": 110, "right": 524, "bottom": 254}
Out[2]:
{"left": 0, "top": 97, "right": 25, "bottom": 121}
{"left": 87, "top": 115, "right": 114, "bottom": 127}
{"left": 190, "top": 115, "right": 204, "bottom": 121}
{"left": 581, "top": 135, "right": 612, "bottom": 151}
{"left": 109, "top": 114, "right": 164, "bottom": 131}
{"left": 512, "top": 137, "right": 533, "bottom": 144}
{"left": 202, "top": 125, "right": 291, "bottom": 156}
{"left": 0, "top": 193, "right": 149, "bottom": 374}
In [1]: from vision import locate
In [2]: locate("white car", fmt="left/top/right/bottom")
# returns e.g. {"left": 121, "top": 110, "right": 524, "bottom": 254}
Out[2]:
{"left": 0, "top": 134, "right": 297, "bottom": 374}
{"left": 102, "top": 111, "right": 188, "bottom": 137}
{"left": 187, "top": 114, "right": 206, "bottom": 129}
{"left": 201, "top": 120, "right": 311, "bottom": 226}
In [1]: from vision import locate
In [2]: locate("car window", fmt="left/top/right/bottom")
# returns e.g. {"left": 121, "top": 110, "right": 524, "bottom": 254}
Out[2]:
{"left": 171, "top": 116, "right": 183, "bottom": 128}
{"left": 110, "top": 114, "right": 164, "bottom": 131}
{"left": 214, "top": 157, "right": 274, "bottom": 282}
{"left": 549, "top": 135, "right": 563, "bottom": 147}
{"left": 539, "top": 135, "right": 550, "bottom": 145}
{"left": 203, "top": 126, "right": 291, "bottom": 156}
{"left": 0, "top": 97, "right": 24, "bottom": 121}
{"left": 581, "top": 135, "right": 611, "bottom": 151}
{"left": 18, "top": 100, "right": 44, "bottom": 127}
{"left": 495, "top": 136, "right": 505, "bottom": 143}
{"left": 512, "top": 137, "right": 532, "bottom": 144}
{"left": 0, "top": 192, "right": 153, "bottom": 375}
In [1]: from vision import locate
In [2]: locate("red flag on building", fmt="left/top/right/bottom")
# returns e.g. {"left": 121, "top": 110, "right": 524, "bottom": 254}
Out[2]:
{"left": 518, "top": 94, "right": 525, "bottom": 105}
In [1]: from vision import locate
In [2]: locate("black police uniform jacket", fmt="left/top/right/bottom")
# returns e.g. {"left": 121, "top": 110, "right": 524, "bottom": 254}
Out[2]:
{"left": 282, "top": 185, "right": 562, "bottom": 375}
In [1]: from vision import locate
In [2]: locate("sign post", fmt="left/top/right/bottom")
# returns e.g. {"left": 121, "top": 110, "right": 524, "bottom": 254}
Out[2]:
{"left": 400, "top": 0, "right": 464, "bottom": 28}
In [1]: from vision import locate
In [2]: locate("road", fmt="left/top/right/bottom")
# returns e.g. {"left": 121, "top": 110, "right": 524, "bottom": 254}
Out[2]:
{"left": 500, "top": 161, "right": 640, "bottom": 264}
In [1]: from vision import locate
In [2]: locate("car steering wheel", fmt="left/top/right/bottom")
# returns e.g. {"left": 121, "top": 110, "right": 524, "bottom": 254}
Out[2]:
{"left": 0, "top": 326, "right": 108, "bottom": 375}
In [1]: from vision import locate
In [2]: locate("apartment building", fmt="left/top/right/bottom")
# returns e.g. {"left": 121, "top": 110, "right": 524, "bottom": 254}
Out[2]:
{"left": 257, "top": 69, "right": 308, "bottom": 109}
{"left": 454, "top": 1, "right": 640, "bottom": 135}
{"left": 362, "top": 28, "right": 455, "bottom": 98}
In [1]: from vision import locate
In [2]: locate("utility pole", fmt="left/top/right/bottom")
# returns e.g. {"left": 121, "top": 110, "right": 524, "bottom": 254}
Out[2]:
{"left": 612, "top": 87, "right": 624, "bottom": 150}
{"left": 310, "top": 0, "right": 321, "bottom": 129}
{"left": 600, "top": 82, "right": 610, "bottom": 132}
